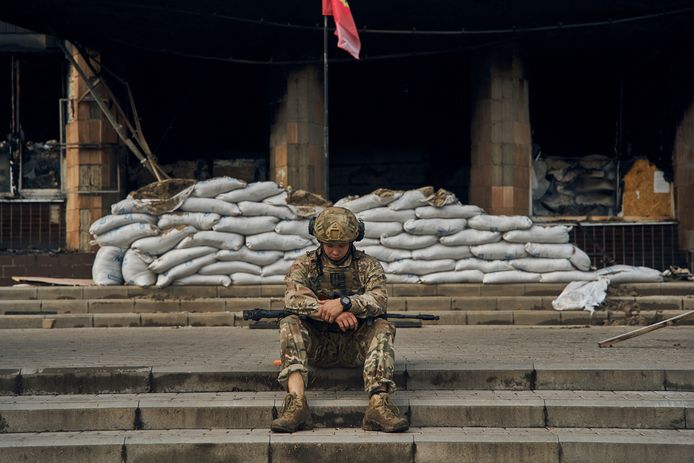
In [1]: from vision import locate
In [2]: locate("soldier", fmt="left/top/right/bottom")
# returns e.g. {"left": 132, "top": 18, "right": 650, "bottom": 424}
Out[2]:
{"left": 271, "top": 206, "right": 409, "bottom": 433}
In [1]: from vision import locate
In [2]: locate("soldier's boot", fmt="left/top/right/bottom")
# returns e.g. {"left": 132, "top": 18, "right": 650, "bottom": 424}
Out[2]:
{"left": 270, "top": 393, "right": 314, "bottom": 433}
{"left": 362, "top": 392, "right": 409, "bottom": 433}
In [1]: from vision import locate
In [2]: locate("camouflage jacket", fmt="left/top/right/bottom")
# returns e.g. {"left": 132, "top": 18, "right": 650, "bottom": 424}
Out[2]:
{"left": 284, "top": 248, "right": 388, "bottom": 318}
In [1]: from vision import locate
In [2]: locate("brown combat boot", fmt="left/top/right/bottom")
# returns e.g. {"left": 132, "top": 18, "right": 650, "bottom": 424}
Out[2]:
{"left": 271, "top": 393, "right": 314, "bottom": 433}
{"left": 362, "top": 392, "right": 409, "bottom": 432}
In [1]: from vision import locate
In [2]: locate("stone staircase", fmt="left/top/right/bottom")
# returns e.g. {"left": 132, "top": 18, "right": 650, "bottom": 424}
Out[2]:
{"left": 0, "top": 282, "right": 692, "bottom": 329}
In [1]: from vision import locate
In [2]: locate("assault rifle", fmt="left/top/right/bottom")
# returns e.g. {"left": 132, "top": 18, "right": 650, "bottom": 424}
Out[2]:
{"left": 242, "top": 308, "right": 439, "bottom": 333}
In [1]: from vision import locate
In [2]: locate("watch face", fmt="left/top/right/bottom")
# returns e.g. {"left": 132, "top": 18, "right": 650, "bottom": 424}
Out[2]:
{"left": 341, "top": 296, "right": 350, "bottom": 307}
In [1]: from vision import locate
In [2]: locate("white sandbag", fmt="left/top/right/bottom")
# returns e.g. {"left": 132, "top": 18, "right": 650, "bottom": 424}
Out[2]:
{"left": 425, "top": 188, "right": 460, "bottom": 207}
{"left": 122, "top": 249, "right": 157, "bottom": 287}
{"left": 503, "top": 225, "right": 571, "bottom": 244}
{"left": 246, "top": 232, "right": 313, "bottom": 251}
{"left": 467, "top": 215, "right": 533, "bottom": 232}
{"left": 149, "top": 246, "right": 217, "bottom": 273}
{"left": 455, "top": 258, "right": 514, "bottom": 273}
{"left": 89, "top": 213, "right": 156, "bottom": 236}
{"left": 284, "top": 246, "right": 317, "bottom": 261}
{"left": 192, "top": 177, "right": 246, "bottom": 198}
{"left": 385, "top": 274, "right": 420, "bottom": 283}
{"left": 412, "top": 244, "right": 471, "bottom": 261}
{"left": 354, "top": 238, "right": 380, "bottom": 248}
{"left": 387, "top": 188, "right": 431, "bottom": 210}
{"left": 92, "top": 246, "right": 125, "bottom": 286}
{"left": 238, "top": 201, "right": 294, "bottom": 220}
{"left": 386, "top": 259, "right": 455, "bottom": 275}
{"left": 404, "top": 218, "right": 466, "bottom": 236}
{"left": 275, "top": 220, "right": 311, "bottom": 238}
{"left": 263, "top": 191, "right": 288, "bottom": 205}
{"left": 525, "top": 243, "right": 576, "bottom": 259}
{"left": 92, "top": 223, "right": 159, "bottom": 249}
{"left": 262, "top": 259, "right": 293, "bottom": 277}
{"left": 471, "top": 243, "right": 528, "bottom": 260}
{"left": 131, "top": 225, "right": 197, "bottom": 255}
{"left": 357, "top": 208, "right": 416, "bottom": 223}
{"left": 540, "top": 271, "right": 598, "bottom": 283}
{"left": 415, "top": 204, "right": 484, "bottom": 219}
{"left": 158, "top": 212, "right": 220, "bottom": 231}
{"left": 359, "top": 246, "right": 411, "bottom": 263}
{"left": 440, "top": 229, "right": 502, "bottom": 246}
{"left": 216, "top": 181, "right": 283, "bottom": 203}
{"left": 199, "top": 260, "right": 262, "bottom": 276}
{"left": 177, "top": 231, "right": 244, "bottom": 250}
{"left": 381, "top": 234, "right": 438, "bottom": 250}
{"left": 552, "top": 278, "right": 609, "bottom": 312}
{"left": 110, "top": 181, "right": 195, "bottom": 216}
{"left": 510, "top": 258, "right": 575, "bottom": 273}
{"left": 231, "top": 273, "right": 285, "bottom": 285}
{"left": 570, "top": 248, "right": 592, "bottom": 271}
{"left": 421, "top": 270, "right": 484, "bottom": 284}
{"left": 172, "top": 274, "right": 232, "bottom": 287}
{"left": 213, "top": 216, "right": 279, "bottom": 235}
{"left": 217, "top": 248, "right": 284, "bottom": 266}
{"left": 597, "top": 265, "right": 663, "bottom": 283}
{"left": 288, "top": 204, "right": 325, "bottom": 219}
{"left": 179, "top": 198, "right": 241, "bottom": 216}
{"left": 363, "top": 222, "right": 403, "bottom": 239}
{"left": 338, "top": 189, "right": 403, "bottom": 213}
{"left": 155, "top": 253, "right": 218, "bottom": 287}
{"left": 483, "top": 270, "right": 541, "bottom": 284}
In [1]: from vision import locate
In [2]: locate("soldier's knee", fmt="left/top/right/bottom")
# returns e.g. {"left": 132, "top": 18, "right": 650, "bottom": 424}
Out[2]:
{"left": 372, "top": 318, "right": 396, "bottom": 337}
{"left": 279, "top": 314, "right": 302, "bottom": 328}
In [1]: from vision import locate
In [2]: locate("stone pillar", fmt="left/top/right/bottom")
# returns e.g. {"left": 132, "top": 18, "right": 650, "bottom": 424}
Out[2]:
{"left": 269, "top": 66, "right": 325, "bottom": 196}
{"left": 65, "top": 47, "right": 123, "bottom": 251}
{"left": 674, "top": 101, "right": 694, "bottom": 252}
{"left": 469, "top": 45, "right": 531, "bottom": 215}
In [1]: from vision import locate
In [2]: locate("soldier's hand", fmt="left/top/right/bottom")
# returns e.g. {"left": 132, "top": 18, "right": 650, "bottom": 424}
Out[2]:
{"left": 335, "top": 311, "right": 358, "bottom": 332}
{"left": 317, "top": 299, "right": 343, "bottom": 323}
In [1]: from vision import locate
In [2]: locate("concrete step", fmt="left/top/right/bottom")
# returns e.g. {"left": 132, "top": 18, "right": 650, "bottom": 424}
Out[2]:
{"left": 1, "top": 427, "right": 693, "bottom": 463}
{"left": 0, "top": 390, "right": 692, "bottom": 433}
{"left": 2, "top": 365, "right": 692, "bottom": 395}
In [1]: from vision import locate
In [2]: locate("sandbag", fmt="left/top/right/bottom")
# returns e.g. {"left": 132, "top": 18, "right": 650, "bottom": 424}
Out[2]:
{"left": 386, "top": 259, "right": 455, "bottom": 275}
{"left": 380, "top": 234, "right": 438, "bottom": 250}
{"left": 217, "top": 181, "right": 283, "bottom": 202}
{"left": 217, "top": 248, "right": 284, "bottom": 266}
{"left": 199, "top": 260, "right": 262, "bottom": 276}
{"left": 238, "top": 201, "right": 295, "bottom": 220}
{"left": 246, "top": 232, "right": 313, "bottom": 251}
{"left": 455, "top": 258, "right": 514, "bottom": 273}
{"left": 471, "top": 243, "right": 528, "bottom": 260}
{"left": 404, "top": 218, "right": 466, "bottom": 236}
{"left": 149, "top": 246, "right": 217, "bottom": 273}
{"left": 338, "top": 189, "right": 403, "bottom": 213}
{"left": 385, "top": 274, "right": 420, "bottom": 283}
{"left": 264, "top": 191, "right": 288, "bottom": 205}
{"left": 503, "top": 225, "right": 571, "bottom": 244}
{"left": 483, "top": 270, "right": 541, "bottom": 284}
{"left": 262, "top": 259, "right": 293, "bottom": 277}
{"left": 110, "top": 180, "right": 195, "bottom": 216}
{"left": 158, "top": 212, "right": 220, "bottom": 231}
{"left": 425, "top": 188, "right": 460, "bottom": 207}
{"left": 387, "top": 187, "right": 433, "bottom": 210}
{"left": 540, "top": 271, "right": 598, "bottom": 283}
{"left": 92, "top": 223, "right": 159, "bottom": 249}
{"left": 131, "top": 225, "right": 197, "bottom": 255}
{"left": 354, "top": 238, "right": 380, "bottom": 248}
{"left": 275, "top": 220, "right": 311, "bottom": 238}
{"left": 231, "top": 273, "right": 285, "bottom": 284}
{"left": 179, "top": 198, "right": 241, "bottom": 216}
{"left": 92, "top": 246, "right": 125, "bottom": 286}
{"left": 359, "top": 246, "right": 411, "bottom": 263}
{"left": 524, "top": 243, "right": 575, "bottom": 259}
{"left": 122, "top": 249, "right": 157, "bottom": 287}
{"left": 89, "top": 213, "right": 157, "bottom": 236}
{"left": 552, "top": 279, "right": 609, "bottom": 311}
{"left": 357, "top": 208, "right": 416, "bottom": 223}
{"left": 569, "top": 248, "right": 592, "bottom": 271}
{"left": 415, "top": 204, "right": 484, "bottom": 219}
{"left": 363, "top": 222, "right": 403, "bottom": 239}
{"left": 467, "top": 215, "right": 533, "bottom": 232}
{"left": 192, "top": 177, "right": 246, "bottom": 198}
{"left": 421, "top": 270, "right": 484, "bottom": 284}
{"left": 177, "top": 231, "right": 244, "bottom": 250}
{"left": 155, "top": 253, "right": 218, "bottom": 287}
{"left": 597, "top": 265, "right": 663, "bottom": 283}
{"left": 172, "top": 274, "right": 232, "bottom": 287}
{"left": 510, "top": 258, "right": 575, "bottom": 273}
{"left": 412, "top": 244, "right": 471, "bottom": 261}
{"left": 284, "top": 246, "right": 317, "bottom": 261}
{"left": 440, "top": 229, "right": 501, "bottom": 246}
{"left": 213, "top": 216, "right": 279, "bottom": 235}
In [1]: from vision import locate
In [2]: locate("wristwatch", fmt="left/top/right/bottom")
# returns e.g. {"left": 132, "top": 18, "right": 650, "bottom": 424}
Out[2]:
{"left": 340, "top": 296, "right": 352, "bottom": 311}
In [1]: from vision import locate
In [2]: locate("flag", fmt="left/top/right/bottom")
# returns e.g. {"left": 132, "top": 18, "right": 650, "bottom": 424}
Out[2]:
{"left": 322, "top": 0, "right": 361, "bottom": 59}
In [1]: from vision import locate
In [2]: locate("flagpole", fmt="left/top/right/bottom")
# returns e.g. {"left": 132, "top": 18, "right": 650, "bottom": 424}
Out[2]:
{"left": 323, "top": 14, "right": 330, "bottom": 199}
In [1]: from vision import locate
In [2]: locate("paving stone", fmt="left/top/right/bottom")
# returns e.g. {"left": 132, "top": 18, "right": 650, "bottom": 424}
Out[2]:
{"left": 151, "top": 367, "right": 279, "bottom": 393}
{"left": 436, "top": 284, "right": 481, "bottom": 297}
{"left": 513, "top": 311, "right": 561, "bottom": 325}
{"left": 52, "top": 314, "right": 93, "bottom": 329}
{"left": 0, "top": 315, "right": 43, "bottom": 329}
{"left": 134, "top": 299, "right": 181, "bottom": 313}
{"left": 387, "top": 297, "right": 407, "bottom": 311}
{"left": 0, "top": 431, "right": 124, "bottom": 463}
{"left": 451, "top": 297, "right": 497, "bottom": 311}
{"left": 126, "top": 287, "right": 153, "bottom": 298}
{"left": 82, "top": 286, "right": 130, "bottom": 299}
{"left": 588, "top": 311, "right": 608, "bottom": 325}
{"left": 269, "top": 297, "right": 285, "bottom": 309}
{"left": 661, "top": 310, "right": 694, "bottom": 325}
{"left": 535, "top": 367, "right": 665, "bottom": 391}
{"left": 407, "top": 366, "right": 533, "bottom": 390}
{"left": 620, "top": 282, "right": 663, "bottom": 295}
{"left": 421, "top": 311, "right": 467, "bottom": 325}
{"left": 686, "top": 406, "right": 694, "bottom": 429}
{"left": 0, "top": 369, "right": 19, "bottom": 394}
{"left": 141, "top": 312, "right": 188, "bottom": 327}
{"left": 0, "top": 300, "right": 41, "bottom": 314}
{"left": 545, "top": 399, "right": 687, "bottom": 429}
{"left": 467, "top": 311, "right": 513, "bottom": 325}
{"left": 260, "top": 285, "right": 285, "bottom": 297}
{"left": 480, "top": 284, "right": 526, "bottom": 296}
{"left": 93, "top": 314, "right": 141, "bottom": 328}
{"left": 637, "top": 296, "right": 683, "bottom": 311}
{"left": 497, "top": 296, "right": 544, "bottom": 310}
{"left": 390, "top": 283, "right": 437, "bottom": 297}
{"left": 178, "top": 299, "right": 225, "bottom": 312}
{"left": 224, "top": 297, "right": 271, "bottom": 311}
{"left": 406, "top": 296, "right": 451, "bottom": 311}
{"left": 557, "top": 311, "right": 591, "bottom": 325}
{"left": 410, "top": 398, "right": 545, "bottom": 427}
{"left": 36, "top": 287, "right": 84, "bottom": 300}
{"left": 521, "top": 284, "right": 565, "bottom": 296}
{"left": 41, "top": 300, "right": 89, "bottom": 314}
{"left": 88, "top": 300, "right": 135, "bottom": 314}
{"left": 170, "top": 286, "right": 218, "bottom": 299}
{"left": 218, "top": 286, "right": 263, "bottom": 297}
{"left": 188, "top": 312, "right": 235, "bottom": 327}
{"left": 683, "top": 297, "right": 694, "bottom": 310}
{"left": 539, "top": 297, "right": 556, "bottom": 310}
{"left": 0, "top": 287, "right": 37, "bottom": 300}
{"left": 21, "top": 367, "right": 151, "bottom": 395}
{"left": 665, "top": 370, "right": 694, "bottom": 391}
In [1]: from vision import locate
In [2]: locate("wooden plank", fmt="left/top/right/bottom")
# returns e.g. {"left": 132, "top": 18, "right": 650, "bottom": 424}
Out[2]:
{"left": 11, "top": 276, "right": 94, "bottom": 286}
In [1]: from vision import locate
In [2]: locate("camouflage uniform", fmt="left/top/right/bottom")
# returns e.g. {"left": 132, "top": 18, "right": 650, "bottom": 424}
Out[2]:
{"left": 278, "top": 247, "right": 397, "bottom": 395}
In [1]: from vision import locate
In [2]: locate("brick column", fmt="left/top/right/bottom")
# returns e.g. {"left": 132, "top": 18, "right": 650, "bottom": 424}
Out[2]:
{"left": 469, "top": 45, "right": 531, "bottom": 215}
{"left": 65, "top": 47, "right": 123, "bottom": 251}
{"left": 269, "top": 66, "right": 325, "bottom": 196}
{"left": 674, "top": 101, "right": 694, "bottom": 251}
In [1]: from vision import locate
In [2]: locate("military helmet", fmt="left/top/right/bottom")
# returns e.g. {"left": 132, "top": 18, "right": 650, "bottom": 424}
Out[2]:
{"left": 309, "top": 207, "right": 365, "bottom": 243}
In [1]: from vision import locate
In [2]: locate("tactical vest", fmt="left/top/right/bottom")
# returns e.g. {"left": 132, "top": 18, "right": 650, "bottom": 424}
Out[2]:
{"left": 313, "top": 247, "right": 365, "bottom": 300}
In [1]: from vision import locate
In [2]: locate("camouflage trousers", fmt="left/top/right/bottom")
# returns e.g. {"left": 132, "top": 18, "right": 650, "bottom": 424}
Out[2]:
{"left": 277, "top": 315, "right": 397, "bottom": 394}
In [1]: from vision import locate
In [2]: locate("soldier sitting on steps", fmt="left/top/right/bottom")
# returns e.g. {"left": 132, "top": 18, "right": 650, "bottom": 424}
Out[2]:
{"left": 271, "top": 206, "right": 409, "bottom": 433}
